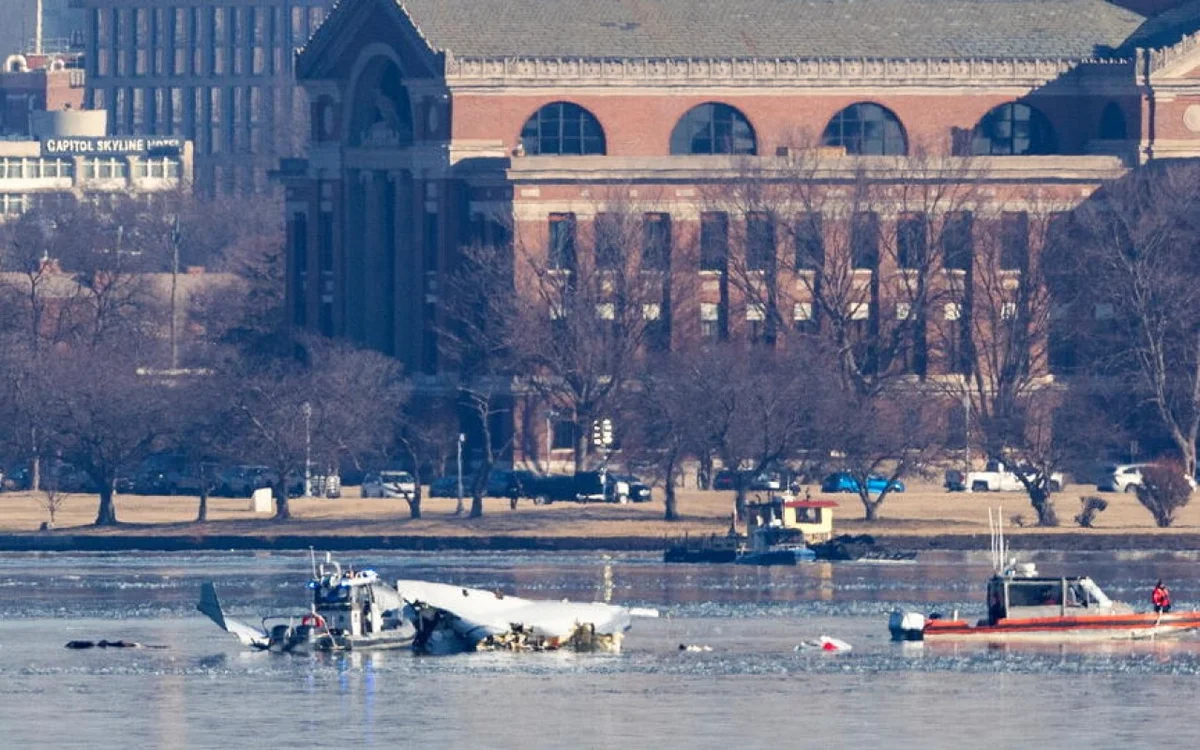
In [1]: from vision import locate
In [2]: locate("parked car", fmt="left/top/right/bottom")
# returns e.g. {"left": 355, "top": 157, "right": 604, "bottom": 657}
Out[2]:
{"left": 608, "top": 473, "right": 653, "bottom": 503}
{"left": 524, "top": 471, "right": 648, "bottom": 505}
{"left": 821, "top": 472, "right": 905, "bottom": 494}
{"left": 966, "top": 461, "right": 1063, "bottom": 493}
{"left": 362, "top": 470, "right": 416, "bottom": 499}
{"left": 430, "top": 469, "right": 536, "bottom": 498}
{"left": 713, "top": 469, "right": 782, "bottom": 491}
{"left": 1096, "top": 463, "right": 1150, "bottom": 493}
{"left": 216, "top": 465, "right": 274, "bottom": 497}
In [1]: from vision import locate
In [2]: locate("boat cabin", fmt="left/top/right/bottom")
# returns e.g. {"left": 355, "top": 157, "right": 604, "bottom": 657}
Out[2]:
{"left": 745, "top": 498, "right": 839, "bottom": 543}
{"left": 985, "top": 574, "right": 1119, "bottom": 624}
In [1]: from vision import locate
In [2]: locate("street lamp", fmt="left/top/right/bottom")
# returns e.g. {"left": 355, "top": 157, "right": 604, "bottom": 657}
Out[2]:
{"left": 456, "top": 433, "right": 466, "bottom": 509}
{"left": 302, "top": 401, "right": 313, "bottom": 498}
{"left": 962, "top": 391, "right": 972, "bottom": 494}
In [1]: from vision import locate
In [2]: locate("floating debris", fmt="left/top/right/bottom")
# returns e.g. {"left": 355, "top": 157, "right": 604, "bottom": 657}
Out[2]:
{"left": 65, "top": 640, "right": 165, "bottom": 650}
{"left": 678, "top": 644, "right": 714, "bottom": 652}
{"left": 796, "top": 636, "right": 852, "bottom": 653}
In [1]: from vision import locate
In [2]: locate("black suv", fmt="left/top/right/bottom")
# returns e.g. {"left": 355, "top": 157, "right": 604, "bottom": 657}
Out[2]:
{"left": 525, "top": 472, "right": 651, "bottom": 505}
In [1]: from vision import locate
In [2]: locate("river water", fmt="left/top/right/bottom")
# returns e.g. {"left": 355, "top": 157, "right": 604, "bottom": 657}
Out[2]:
{"left": 2, "top": 550, "right": 1200, "bottom": 749}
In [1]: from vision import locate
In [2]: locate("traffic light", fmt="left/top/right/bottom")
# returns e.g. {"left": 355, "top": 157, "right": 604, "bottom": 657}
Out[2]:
{"left": 593, "top": 418, "right": 613, "bottom": 448}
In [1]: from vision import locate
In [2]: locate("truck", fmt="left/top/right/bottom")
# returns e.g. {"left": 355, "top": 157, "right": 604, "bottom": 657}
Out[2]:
{"left": 963, "top": 460, "right": 1064, "bottom": 493}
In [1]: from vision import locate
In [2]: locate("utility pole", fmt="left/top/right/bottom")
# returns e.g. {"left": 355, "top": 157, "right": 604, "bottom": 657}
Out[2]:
{"left": 302, "top": 401, "right": 312, "bottom": 498}
{"left": 963, "top": 390, "right": 972, "bottom": 493}
{"left": 456, "top": 432, "right": 466, "bottom": 515}
{"left": 169, "top": 214, "right": 181, "bottom": 371}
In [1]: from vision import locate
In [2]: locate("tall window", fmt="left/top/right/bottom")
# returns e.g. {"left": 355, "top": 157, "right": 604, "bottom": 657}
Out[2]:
{"left": 970, "top": 103, "right": 1056, "bottom": 156}
{"left": 291, "top": 211, "right": 308, "bottom": 327}
{"left": 1099, "top": 101, "right": 1127, "bottom": 141}
{"left": 700, "top": 212, "right": 729, "bottom": 271}
{"left": 941, "top": 212, "right": 973, "bottom": 272}
{"left": 1000, "top": 212, "right": 1029, "bottom": 271}
{"left": 794, "top": 214, "right": 824, "bottom": 271}
{"left": 851, "top": 212, "right": 879, "bottom": 270}
{"left": 520, "top": 102, "right": 605, "bottom": 155}
{"left": 822, "top": 103, "right": 907, "bottom": 155}
{"left": 897, "top": 213, "right": 927, "bottom": 270}
{"left": 642, "top": 213, "right": 670, "bottom": 271}
{"left": 670, "top": 103, "right": 756, "bottom": 155}
{"left": 594, "top": 213, "right": 621, "bottom": 269}
{"left": 548, "top": 213, "right": 577, "bottom": 270}
{"left": 746, "top": 212, "right": 775, "bottom": 272}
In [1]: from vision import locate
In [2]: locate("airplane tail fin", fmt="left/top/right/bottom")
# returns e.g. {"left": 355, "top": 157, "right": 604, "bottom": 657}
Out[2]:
{"left": 197, "top": 582, "right": 268, "bottom": 648}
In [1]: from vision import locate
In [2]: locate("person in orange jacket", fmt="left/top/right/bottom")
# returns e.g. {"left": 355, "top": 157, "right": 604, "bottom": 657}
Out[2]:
{"left": 1151, "top": 580, "right": 1172, "bottom": 613}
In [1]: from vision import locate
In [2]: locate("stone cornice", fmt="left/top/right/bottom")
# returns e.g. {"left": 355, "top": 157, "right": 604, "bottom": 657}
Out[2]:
{"left": 444, "top": 54, "right": 1131, "bottom": 88}
{"left": 1142, "top": 31, "right": 1200, "bottom": 77}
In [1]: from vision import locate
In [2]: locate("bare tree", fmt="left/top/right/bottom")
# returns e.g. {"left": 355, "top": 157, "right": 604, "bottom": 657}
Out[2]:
{"left": 393, "top": 399, "right": 459, "bottom": 519}
{"left": 38, "top": 342, "right": 173, "bottom": 526}
{"left": 225, "top": 336, "right": 406, "bottom": 520}
{"left": 1069, "top": 162, "right": 1200, "bottom": 478}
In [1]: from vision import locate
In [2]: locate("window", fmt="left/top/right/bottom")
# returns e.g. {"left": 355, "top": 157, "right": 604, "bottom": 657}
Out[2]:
{"left": 970, "top": 103, "right": 1056, "bottom": 156}
{"left": 594, "top": 213, "right": 621, "bottom": 269}
{"left": 595, "top": 302, "right": 616, "bottom": 320}
{"left": 944, "top": 303, "right": 962, "bottom": 321}
{"left": 897, "top": 213, "right": 927, "bottom": 270}
{"left": 700, "top": 212, "right": 728, "bottom": 271}
{"left": 822, "top": 103, "right": 907, "bottom": 155}
{"left": 291, "top": 211, "right": 308, "bottom": 327}
{"left": 519, "top": 102, "right": 605, "bottom": 155}
{"left": 793, "top": 303, "right": 815, "bottom": 334}
{"left": 0, "top": 194, "right": 28, "bottom": 216}
{"left": 700, "top": 301, "right": 724, "bottom": 340}
{"left": 670, "top": 103, "right": 756, "bottom": 155}
{"left": 548, "top": 213, "right": 576, "bottom": 270}
{"left": 642, "top": 213, "right": 670, "bottom": 271}
{"left": 1099, "top": 102, "right": 1127, "bottom": 141}
{"left": 746, "top": 212, "right": 775, "bottom": 272}
{"left": 550, "top": 420, "right": 575, "bottom": 451}
{"left": 1000, "top": 212, "right": 1028, "bottom": 271}
{"left": 794, "top": 214, "right": 824, "bottom": 271}
{"left": 941, "top": 211, "right": 973, "bottom": 271}
{"left": 851, "top": 212, "right": 879, "bottom": 270}
{"left": 849, "top": 302, "right": 871, "bottom": 321}
{"left": 747, "top": 303, "right": 768, "bottom": 345}
{"left": 136, "top": 157, "right": 181, "bottom": 178}
{"left": 84, "top": 157, "right": 129, "bottom": 179}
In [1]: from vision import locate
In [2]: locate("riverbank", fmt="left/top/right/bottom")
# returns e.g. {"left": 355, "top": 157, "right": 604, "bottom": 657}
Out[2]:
{"left": 1, "top": 483, "right": 1198, "bottom": 552}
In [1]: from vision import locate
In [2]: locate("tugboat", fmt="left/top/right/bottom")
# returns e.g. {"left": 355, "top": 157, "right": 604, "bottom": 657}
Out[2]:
{"left": 664, "top": 496, "right": 837, "bottom": 565}
{"left": 198, "top": 554, "right": 415, "bottom": 653}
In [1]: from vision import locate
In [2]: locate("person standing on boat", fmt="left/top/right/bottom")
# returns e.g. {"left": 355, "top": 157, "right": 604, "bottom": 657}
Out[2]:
{"left": 1152, "top": 580, "right": 1172, "bottom": 613}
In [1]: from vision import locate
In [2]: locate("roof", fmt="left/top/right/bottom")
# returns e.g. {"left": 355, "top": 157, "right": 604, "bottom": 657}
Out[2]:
{"left": 783, "top": 500, "right": 840, "bottom": 509}
{"left": 398, "top": 0, "right": 1146, "bottom": 60}
{"left": 1122, "top": 0, "right": 1200, "bottom": 49}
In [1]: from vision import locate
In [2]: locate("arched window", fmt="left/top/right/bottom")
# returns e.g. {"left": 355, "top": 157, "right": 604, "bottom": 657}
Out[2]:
{"left": 822, "top": 103, "right": 907, "bottom": 155}
{"left": 1099, "top": 102, "right": 1127, "bottom": 141}
{"left": 670, "top": 103, "right": 756, "bottom": 155}
{"left": 348, "top": 57, "right": 413, "bottom": 147}
{"left": 970, "top": 102, "right": 1057, "bottom": 155}
{"left": 519, "top": 102, "right": 605, "bottom": 155}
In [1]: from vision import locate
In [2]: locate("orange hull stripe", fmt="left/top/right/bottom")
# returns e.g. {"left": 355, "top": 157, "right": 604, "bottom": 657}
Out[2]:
{"left": 926, "top": 613, "right": 1200, "bottom": 635}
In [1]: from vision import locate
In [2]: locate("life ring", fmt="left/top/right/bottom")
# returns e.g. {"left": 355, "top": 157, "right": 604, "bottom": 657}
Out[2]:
{"left": 301, "top": 612, "right": 326, "bottom": 628}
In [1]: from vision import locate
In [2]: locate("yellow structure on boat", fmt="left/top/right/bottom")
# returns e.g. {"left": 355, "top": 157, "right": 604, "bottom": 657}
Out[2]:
{"left": 745, "top": 498, "right": 839, "bottom": 544}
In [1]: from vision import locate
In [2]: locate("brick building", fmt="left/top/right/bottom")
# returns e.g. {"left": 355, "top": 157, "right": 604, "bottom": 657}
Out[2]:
{"left": 77, "top": 0, "right": 332, "bottom": 195}
{"left": 278, "top": 0, "right": 1200, "bottom": 465}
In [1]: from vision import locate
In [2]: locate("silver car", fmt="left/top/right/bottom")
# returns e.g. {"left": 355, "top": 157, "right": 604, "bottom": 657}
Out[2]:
{"left": 362, "top": 470, "right": 416, "bottom": 499}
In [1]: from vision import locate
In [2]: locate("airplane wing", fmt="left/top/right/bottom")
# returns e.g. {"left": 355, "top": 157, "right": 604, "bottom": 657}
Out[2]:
{"left": 395, "top": 579, "right": 658, "bottom": 651}
{"left": 197, "top": 582, "right": 270, "bottom": 649}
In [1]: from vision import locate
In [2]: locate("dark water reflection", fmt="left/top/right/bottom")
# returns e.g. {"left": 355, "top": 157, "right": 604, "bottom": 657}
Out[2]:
{"left": 2, "top": 551, "right": 1200, "bottom": 749}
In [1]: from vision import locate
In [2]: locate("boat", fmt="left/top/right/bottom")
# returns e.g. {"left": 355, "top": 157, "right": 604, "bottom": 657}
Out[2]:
{"left": 199, "top": 553, "right": 659, "bottom": 654}
{"left": 889, "top": 565, "right": 1200, "bottom": 642}
{"left": 665, "top": 495, "right": 912, "bottom": 565}
{"left": 198, "top": 556, "right": 416, "bottom": 654}
{"left": 888, "top": 509, "right": 1200, "bottom": 642}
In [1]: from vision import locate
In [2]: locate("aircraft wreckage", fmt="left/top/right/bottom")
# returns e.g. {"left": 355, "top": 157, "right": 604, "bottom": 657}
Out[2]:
{"left": 198, "top": 554, "right": 658, "bottom": 655}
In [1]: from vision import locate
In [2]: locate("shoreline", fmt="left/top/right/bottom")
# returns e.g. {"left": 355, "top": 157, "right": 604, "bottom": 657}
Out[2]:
{"left": 2, "top": 531, "right": 1199, "bottom": 554}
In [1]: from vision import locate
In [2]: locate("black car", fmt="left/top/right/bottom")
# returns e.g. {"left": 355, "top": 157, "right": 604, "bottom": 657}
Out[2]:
{"left": 524, "top": 471, "right": 648, "bottom": 504}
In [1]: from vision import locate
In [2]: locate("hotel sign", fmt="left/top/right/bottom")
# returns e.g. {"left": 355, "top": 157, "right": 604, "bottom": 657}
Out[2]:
{"left": 40, "top": 136, "right": 185, "bottom": 156}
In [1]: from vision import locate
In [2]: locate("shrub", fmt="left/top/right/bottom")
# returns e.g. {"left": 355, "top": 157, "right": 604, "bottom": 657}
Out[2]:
{"left": 1074, "top": 496, "right": 1108, "bottom": 528}
{"left": 1135, "top": 463, "right": 1193, "bottom": 528}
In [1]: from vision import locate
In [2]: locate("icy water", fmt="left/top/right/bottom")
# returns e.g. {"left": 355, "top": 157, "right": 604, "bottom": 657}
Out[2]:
{"left": 2, "top": 551, "right": 1200, "bottom": 749}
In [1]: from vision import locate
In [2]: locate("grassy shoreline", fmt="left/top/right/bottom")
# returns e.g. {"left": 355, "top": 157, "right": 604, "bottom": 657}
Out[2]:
{"left": 1, "top": 482, "right": 1198, "bottom": 552}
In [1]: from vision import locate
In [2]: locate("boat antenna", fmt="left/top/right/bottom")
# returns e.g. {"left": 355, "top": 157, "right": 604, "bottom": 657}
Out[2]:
{"left": 309, "top": 546, "right": 317, "bottom": 579}
{"left": 988, "top": 507, "right": 1008, "bottom": 574}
